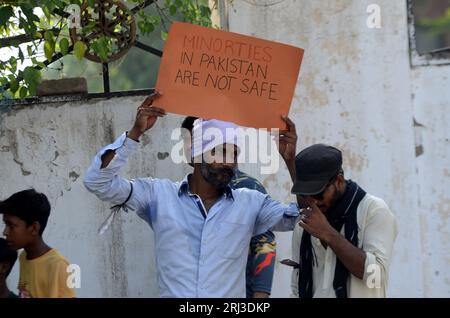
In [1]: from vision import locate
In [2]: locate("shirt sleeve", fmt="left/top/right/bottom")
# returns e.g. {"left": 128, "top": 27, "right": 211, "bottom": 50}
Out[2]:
{"left": 83, "top": 132, "right": 155, "bottom": 216}
{"left": 361, "top": 203, "right": 398, "bottom": 293}
{"left": 253, "top": 194, "right": 300, "bottom": 236}
{"left": 248, "top": 232, "right": 277, "bottom": 295}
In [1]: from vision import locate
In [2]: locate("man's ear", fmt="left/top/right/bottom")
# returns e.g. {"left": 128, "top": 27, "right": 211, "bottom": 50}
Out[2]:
{"left": 29, "top": 221, "right": 41, "bottom": 236}
{"left": 337, "top": 174, "right": 346, "bottom": 189}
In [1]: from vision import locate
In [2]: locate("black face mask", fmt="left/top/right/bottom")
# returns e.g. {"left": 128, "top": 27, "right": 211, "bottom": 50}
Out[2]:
{"left": 200, "top": 163, "right": 235, "bottom": 189}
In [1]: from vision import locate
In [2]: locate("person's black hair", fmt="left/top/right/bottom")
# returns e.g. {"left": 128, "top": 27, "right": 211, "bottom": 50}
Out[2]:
{"left": 0, "top": 238, "right": 17, "bottom": 278}
{"left": 0, "top": 189, "right": 51, "bottom": 236}
{"left": 181, "top": 116, "right": 199, "bottom": 133}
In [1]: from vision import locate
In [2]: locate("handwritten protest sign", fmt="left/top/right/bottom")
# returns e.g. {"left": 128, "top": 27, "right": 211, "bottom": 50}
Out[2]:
{"left": 154, "top": 22, "right": 304, "bottom": 129}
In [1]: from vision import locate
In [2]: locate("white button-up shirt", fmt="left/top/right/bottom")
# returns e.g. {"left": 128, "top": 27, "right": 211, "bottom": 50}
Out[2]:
{"left": 84, "top": 132, "right": 300, "bottom": 298}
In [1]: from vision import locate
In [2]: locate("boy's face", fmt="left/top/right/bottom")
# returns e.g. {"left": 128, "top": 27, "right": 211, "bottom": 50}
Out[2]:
{"left": 2, "top": 214, "right": 36, "bottom": 250}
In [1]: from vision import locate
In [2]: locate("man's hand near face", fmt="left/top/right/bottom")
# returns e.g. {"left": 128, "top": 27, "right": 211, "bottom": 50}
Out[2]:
{"left": 298, "top": 198, "right": 337, "bottom": 244}
{"left": 299, "top": 198, "right": 367, "bottom": 280}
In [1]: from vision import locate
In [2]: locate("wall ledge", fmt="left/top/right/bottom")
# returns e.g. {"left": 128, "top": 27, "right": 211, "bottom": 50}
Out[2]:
{"left": 0, "top": 89, "right": 155, "bottom": 107}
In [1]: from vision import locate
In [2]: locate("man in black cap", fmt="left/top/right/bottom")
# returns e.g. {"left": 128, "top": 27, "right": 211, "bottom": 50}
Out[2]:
{"left": 287, "top": 144, "right": 397, "bottom": 298}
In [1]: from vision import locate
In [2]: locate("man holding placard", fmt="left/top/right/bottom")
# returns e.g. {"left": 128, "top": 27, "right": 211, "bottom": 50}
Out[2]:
{"left": 83, "top": 92, "right": 300, "bottom": 298}
{"left": 180, "top": 116, "right": 277, "bottom": 298}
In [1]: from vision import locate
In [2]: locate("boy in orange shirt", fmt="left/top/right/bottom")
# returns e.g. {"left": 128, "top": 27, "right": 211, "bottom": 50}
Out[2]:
{"left": 1, "top": 189, "right": 75, "bottom": 298}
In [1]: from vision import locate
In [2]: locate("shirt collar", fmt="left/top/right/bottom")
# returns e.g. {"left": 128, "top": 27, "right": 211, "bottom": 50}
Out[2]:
{"left": 178, "top": 174, "right": 234, "bottom": 200}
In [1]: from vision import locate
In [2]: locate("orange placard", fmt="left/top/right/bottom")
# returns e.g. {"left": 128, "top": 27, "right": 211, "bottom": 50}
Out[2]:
{"left": 155, "top": 22, "right": 304, "bottom": 130}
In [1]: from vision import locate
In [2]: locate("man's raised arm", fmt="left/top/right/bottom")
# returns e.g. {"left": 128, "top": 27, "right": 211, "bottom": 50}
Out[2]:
{"left": 83, "top": 92, "right": 165, "bottom": 211}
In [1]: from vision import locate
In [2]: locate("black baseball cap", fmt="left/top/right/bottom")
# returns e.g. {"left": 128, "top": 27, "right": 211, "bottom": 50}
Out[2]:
{"left": 291, "top": 144, "right": 343, "bottom": 195}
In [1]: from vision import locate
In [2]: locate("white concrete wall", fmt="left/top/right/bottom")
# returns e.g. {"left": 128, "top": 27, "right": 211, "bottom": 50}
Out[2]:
{"left": 1, "top": 96, "right": 191, "bottom": 297}
{"left": 411, "top": 65, "right": 450, "bottom": 297}
{"left": 229, "top": 0, "right": 449, "bottom": 297}
{"left": 1, "top": 0, "right": 448, "bottom": 298}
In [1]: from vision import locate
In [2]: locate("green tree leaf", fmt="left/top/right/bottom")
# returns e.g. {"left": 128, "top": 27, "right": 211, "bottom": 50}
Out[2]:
{"left": 20, "top": 4, "right": 39, "bottom": 36}
{"left": 23, "top": 67, "right": 41, "bottom": 85}
{"left": 146, "top": 22, "right": 154, "bottom": 33}
{"left": 9, "top": 79, "right": 19, "bottom": 94}
{"left": 138, "top": 20, "right": 146, "bottom": 33}
{"left": 23, "top": 67, "right": 41, "bottom": 96}
{"left": 44, "top": 30, "right": 55, "bottom": 43}
{"left": 8, "top": 56, "right": 17, "bottom": 73}
{"left": 19, "top": 86, "right": 28, "bottom": 98}
{"left": 169, "top": 5, "right": 177, "bottom": 15}
{"left": 44, "top": 40, "right": 54, "bottom": 61}
{"left": 200, "top": 5, "right": 211, "bottom": 17}
{"left": 18, "top": 48, "right": 24, "bottom": 63}
{"left": 31, "top": 57, "right": 46, "bottom": 68}
{"left": 73, "top": 41, "right": 87, "bottom": 60}
{"left": 161, "top": 31, "right": 168, "bottom": 41}
{"left": 91, "top": 37, "right": 109, "bottom": 62}
{"left": 42, "top": 6, "right": 52, "bottom": 23}
{"left": 59, "top": 38, "right": 69, "bottom": 55}
{"left": 0, "top": 6, "right": 14, "bottom": 27}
